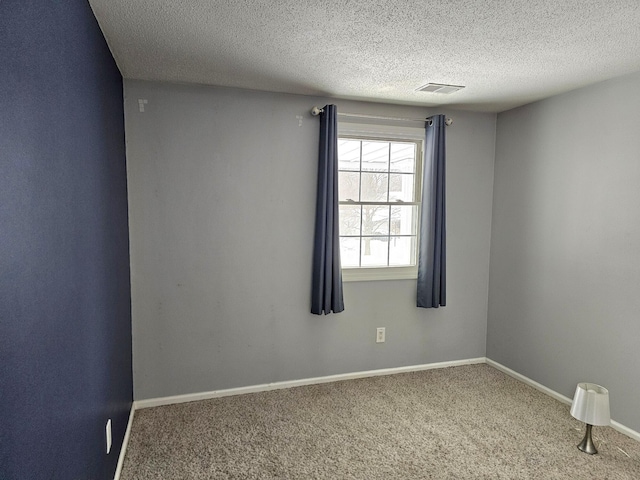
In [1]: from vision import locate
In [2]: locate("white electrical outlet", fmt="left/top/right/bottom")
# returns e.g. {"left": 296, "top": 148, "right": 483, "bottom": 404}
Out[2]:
{"left": 376, "top": 327, "right": 386, "bottom": 343}
{"left": 106, "top": 419, "right": 112, "bottom": 454}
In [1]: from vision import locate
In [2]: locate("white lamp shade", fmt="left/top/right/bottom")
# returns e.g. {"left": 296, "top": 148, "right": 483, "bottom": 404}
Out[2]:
{"left": 570, "top": 383, "right": 610, "bottom": 426}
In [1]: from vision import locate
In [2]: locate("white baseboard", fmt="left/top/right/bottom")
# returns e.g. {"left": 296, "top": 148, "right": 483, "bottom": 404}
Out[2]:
{"left": 485, "top": 358, "right": 573, "bottom": 405}
{"left": 129, "top": 357, "right": 639, "bottom": 447}
{"left": 113, "top": 404, "right": 135, "bottom": 480}
{"left": 486, "top": 358, "right": 640, "bottom": 443}
{"left": 134, "top": 357, "right": 486, "bottom": 410}
{"left": 610, "top": 419, "right": 640, "bottom": 442}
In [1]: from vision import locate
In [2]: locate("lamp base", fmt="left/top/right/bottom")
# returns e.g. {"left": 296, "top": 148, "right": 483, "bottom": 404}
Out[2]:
{"left": 577, "top": 424, "right": 598, "bottom": 455}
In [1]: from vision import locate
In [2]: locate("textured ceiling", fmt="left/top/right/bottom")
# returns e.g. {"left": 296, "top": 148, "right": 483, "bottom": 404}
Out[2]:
{"left": 88, "top": 0, "right": 640, "bottom": 112}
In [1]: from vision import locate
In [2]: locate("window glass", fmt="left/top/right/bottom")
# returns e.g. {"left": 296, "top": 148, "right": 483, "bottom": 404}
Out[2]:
{"left": 337, "top": 136, "right": 421, "bottom": 276}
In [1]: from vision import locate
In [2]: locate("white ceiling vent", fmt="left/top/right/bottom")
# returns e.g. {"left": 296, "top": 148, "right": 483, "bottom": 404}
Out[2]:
{"left": 416, "top": 83, "right": 465, "bottom": 94}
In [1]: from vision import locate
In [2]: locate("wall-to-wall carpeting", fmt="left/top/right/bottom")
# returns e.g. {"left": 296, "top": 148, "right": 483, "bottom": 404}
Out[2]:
{"left": 0, "top": 1, "right": 132, "bottom": 479}
{"left": 120, "top": 364, "right": 640, "bottom": 479}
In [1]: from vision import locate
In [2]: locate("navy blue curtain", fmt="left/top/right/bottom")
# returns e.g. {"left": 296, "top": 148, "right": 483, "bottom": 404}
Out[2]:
{"left": 311, "top": 105, "right": 344, "bottom": 315}
{"left": 417, "top": 115, "right": 446, "bottom": 308}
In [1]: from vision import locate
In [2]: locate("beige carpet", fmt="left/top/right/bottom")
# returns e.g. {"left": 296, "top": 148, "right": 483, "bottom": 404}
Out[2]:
{"left": 120, "top": 364, "right": 640, "bottom": 479}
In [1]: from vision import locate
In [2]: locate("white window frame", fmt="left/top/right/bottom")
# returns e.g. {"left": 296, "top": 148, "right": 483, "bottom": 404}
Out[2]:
{"left": 338, "top": 122, "right": 424, "bottom": 282}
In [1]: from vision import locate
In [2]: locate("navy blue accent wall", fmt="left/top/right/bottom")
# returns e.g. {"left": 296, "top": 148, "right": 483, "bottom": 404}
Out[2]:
{"left": 0, "top": 1, "right": 132, "bottom": 479}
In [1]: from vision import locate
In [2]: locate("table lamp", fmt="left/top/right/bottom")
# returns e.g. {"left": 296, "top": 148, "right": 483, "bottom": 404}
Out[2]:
{"left": 570, "top": 383, "right": 610, "bottom": 454}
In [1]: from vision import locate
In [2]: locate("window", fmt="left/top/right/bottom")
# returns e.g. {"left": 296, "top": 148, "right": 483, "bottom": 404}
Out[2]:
{"left": 337, "top": 124, "right": 423, "bottom": 281}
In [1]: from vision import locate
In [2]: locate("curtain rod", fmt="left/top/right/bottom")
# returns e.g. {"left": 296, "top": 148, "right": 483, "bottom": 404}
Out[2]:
{"left": 310, "top": 106, "right": 453, "bottom": 126}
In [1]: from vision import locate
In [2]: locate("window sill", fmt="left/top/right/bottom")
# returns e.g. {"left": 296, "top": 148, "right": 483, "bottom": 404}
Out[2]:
{"left": 342, "top": 267, "right": 417, "bottom": 282}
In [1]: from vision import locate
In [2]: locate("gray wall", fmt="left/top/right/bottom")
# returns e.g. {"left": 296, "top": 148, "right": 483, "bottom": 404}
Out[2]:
{"left": 124, "top": 80, "right": 496, "bottom": 400}
{"left": 488, "top": 71, "right": 640, "bottom": 431}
